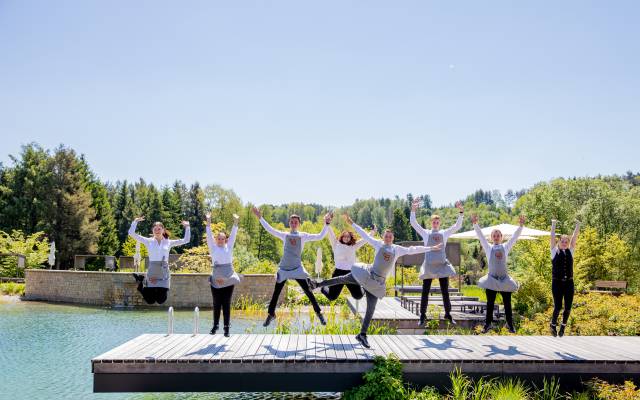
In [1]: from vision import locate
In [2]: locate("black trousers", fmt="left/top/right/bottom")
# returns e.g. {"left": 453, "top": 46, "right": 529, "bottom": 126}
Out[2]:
{"left": 321, "top": 268, "right": 365, "bottom": 300}
{"left": 316, "top": 273, "right": 377, "bottom": 335}
{"left": 551, "top": 279, "right": 574, "bottom": 325}
{"left": 485, "top": 289, "right": 513, "bottom": 327}
{"left": 137, "top": 282, "right": 168, "bottom": 305}
{"left": 419, "top": 278, "right": 452, "bottom": 317}
{"left": 268, "top": 279, "right": 321, "bottom": 315}
{"left": 211, "top": 285, "right": 235, "bottom": 328}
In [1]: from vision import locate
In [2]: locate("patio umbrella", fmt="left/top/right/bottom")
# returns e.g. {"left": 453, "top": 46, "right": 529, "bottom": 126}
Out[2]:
{"left": 450, "top": 224, "right": 551, "bottom": 241}
{"left": 314, "top": 247, "right": 323, "bottom": 279}
{"left": 48, "top": 241, "right": 56, "bottom": 268}
{"left": 134, "top": 241, "right": 142, "bottom": 270}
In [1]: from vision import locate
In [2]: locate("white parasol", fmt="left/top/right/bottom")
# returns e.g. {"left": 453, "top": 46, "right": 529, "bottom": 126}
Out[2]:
{"left": 450, "top": 224, "right": 551, "bottom": 241}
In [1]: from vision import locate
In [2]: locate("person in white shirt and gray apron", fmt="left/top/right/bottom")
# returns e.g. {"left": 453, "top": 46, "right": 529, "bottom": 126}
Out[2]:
{"left": 206, "top": 212, "right": 242, "bottom": 337}
{"left": 549, "top": 219, "right": 580, "bottom": 337}
{"left": 472, "top": 214, "right": 525, "bottom": 333}
{"left": 310, "top": 214, "right": 441, "bottom": 349}
{"left": 252, "top": 207, "right": 332, "bottom": 327}
{"left": 129, "top": 217, "right": 191, "bottom": 305}
{"left": 410, "top": 199, "right": 464, "bottom": 326}
{"left": 321, "top": 226, "right": 376, "bottom": 301}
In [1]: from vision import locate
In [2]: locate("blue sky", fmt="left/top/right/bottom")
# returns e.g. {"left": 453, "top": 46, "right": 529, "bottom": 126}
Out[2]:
{"left": 1, "top": 1, "right": 638, "bottom": 207}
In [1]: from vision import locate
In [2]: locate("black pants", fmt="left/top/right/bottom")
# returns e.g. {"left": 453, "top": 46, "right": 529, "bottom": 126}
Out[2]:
{"left": 137, "top": 282, "right": 168, "bottom": 305}
{"left": 321, "top": 269, "right": 365, "bottom": 300}
{"left": 419, "top": 278, "right": 452, "bottom": 317}
{"left": 485, "top": 289, "right": 513, "bottom": 327}
{"left": 551, "top": 279, "right": 574, "bottom": 325}
{"left": 211, "top": 285, "right": 235, "bottom": 328}
{"left": 268, "top": 279, "right": 322, "bottom": 315}
{"left": 317, "top": 273, "right": 377, "bottom": 335}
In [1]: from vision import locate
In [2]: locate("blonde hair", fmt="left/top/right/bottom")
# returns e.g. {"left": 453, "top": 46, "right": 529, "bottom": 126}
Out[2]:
{"left": 431, "top": 214, "right": 441, "bottom": 221}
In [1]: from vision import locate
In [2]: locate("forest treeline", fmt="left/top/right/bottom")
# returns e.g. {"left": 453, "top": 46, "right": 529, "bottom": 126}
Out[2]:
{"left": 1, "top": 143, "right": 639, "bottom": 296}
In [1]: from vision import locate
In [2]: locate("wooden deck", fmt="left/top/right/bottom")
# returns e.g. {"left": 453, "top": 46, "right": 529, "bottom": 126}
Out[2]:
{"left": 93, "top": 334, "right": 640, "bottom": 392}
{"left": 346, "top": 296, "right": 488, "bottom": 331}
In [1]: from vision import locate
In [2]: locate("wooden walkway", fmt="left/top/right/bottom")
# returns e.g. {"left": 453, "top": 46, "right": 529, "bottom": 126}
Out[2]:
{"left": 93, "top": 334, "right": 640, "bottom": 392}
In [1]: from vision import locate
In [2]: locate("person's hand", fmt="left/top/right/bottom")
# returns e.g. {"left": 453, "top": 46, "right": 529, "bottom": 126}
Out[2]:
{"left": 324, "top": 212, "right": 333, "bottom": 224}
{"left": 343, "top": 214, "right": 353, "bottom": 225}
{"left": 471, "top": 214, "right": 479, "bottom": 225}
{"left": 455, "top": 200, "right": 464, "bottom": 213}
{"left": 369, "top": 224, "right": 377, "bottom": 236}
{"left": 551, "top": 219, "right": 557, "bottom": 224}
{"left": 181, "top": 221, "right": 190, "bottom": 227}
{"left": 518, "top": 215, "right": 526, "bottom": 226}
{"left": 430, "top": 243, "right": 444, "bottom": 251}
{"left": 205, "top": 212, "right": 212, "bottom": 224}
{"left": 411, "top": 199, "right": 420, "bottom": 212}
{"left": 134, "top": 216, "right": 145, "bottom": 223}
{"left": 233, "top": 213, "right": 240, "bottom": 225}
{"left": 252, "top": 207, "right": 262, "bottom": 219}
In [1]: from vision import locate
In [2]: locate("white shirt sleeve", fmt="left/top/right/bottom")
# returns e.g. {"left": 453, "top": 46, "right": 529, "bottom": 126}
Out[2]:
{"left": 301, "top": 223, "right": 329, "bottom": 245}
{"left": 550, "top": 220, "right": 557, "bottom": 259}
{"left": 504, "top": 225, "right": 523, "bottom": 255}
{"left": 326, "top": 227, "right": 338, "bottom": 248}
{"left": 128, "top": 220, "right": 151, "bottom": 245}
{"left": 169, "top": 226, "right": 191, "bottom": 248}
{"left": 227, "top": 224, "right": 239, "bottom": 251}
{"left": 206, "top": 224, "right": 215, "bottom": 254}
{"left": 410, "top": 211, "right": 429, "bottom": 239}
{"left": 352, "top": 223, "right": 382, "bottom": 250}
{"left": 473, "top": 224, "right": 492, "bottom": 255}
{"left": 395, "top": 244, "right": 430, "bottom": 257}
{"left": 443, "top": 213, "right": 464, "bottom": 241}
{"left": 259, "top": 217, "right": 286, "bottom": 241}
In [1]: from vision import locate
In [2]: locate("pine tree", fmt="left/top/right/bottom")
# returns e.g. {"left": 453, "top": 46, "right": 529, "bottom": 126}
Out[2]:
{"left": 391, "top": 208, "right": 411, "bottom": 242}
{"left": 184, "top": 183, "right": 205, "bottom": 248}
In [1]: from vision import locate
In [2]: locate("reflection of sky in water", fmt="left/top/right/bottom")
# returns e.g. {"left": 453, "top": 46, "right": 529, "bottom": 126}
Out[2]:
{"left": 0, "top": 301, "right": 339, "bottom": 400}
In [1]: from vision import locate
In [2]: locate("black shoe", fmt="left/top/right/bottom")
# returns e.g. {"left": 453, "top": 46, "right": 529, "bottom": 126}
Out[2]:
{"left": 482, "top": 324, "right": 491, "bottom": 334}
{"left": 132, "top": 273, "right": 144, "bottom": 283}
{"left": 316, "top": 312, "right": 327, "bottom": 325}
{"left": 308, "top": 279, "right": 318, "bottom": 290}
{"left": 418, "top": 314, "right": 427, "bottom": 327}
{"left": 223, "top": 326, "right": 230, "bottom": 337}
{"left": 444, "top": 314, "right": 457, "bottom": 325}
{"left": 550, "top": 324, "right": 558, "bottom": 337}
{"left": 263, "top": 314, "right": 276, "bottom": 327}
{"left": 209, "top": 325, "right": 218, "bottom": 335}
{"left": 356, "top": 333, "right": 370, "bottom": 349}
{"left": 559, "top": 324, "right": 566, "bottom": 337}
{"left": 506, "top": 323, "right": 516, "bottom": 334}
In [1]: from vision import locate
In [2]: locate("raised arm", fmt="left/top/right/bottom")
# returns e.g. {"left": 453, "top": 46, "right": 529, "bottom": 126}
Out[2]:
{"left": 352, "top": 222, "right": 382, "bottom": 249}
{"left": 471, "top": 215, "right": 492, "bottom": 255}
{"left": 326, "top": 227, "right": 337, "bottom": 247}
{"left": 169, "top": 221, "right": 191, "bottom": 248}
{"left": 302, "top": 222, "right": 330, "bottom": 243}
{"left": 504, "top": 215, "right": 525, "bottom": 254}
{"left": 409, "top": 199, "right": 429, "bottom": 238}
{"left": 259, "top": 217, "right": 286, "bottom": 241}
{"left": 227, "top": 224, "right": 239, "bottom": 250}
{"left": 128, "top": 218, "right": 151, "bottom": 245}
{"left": 550, "top": 219, "right": 557, "bottom": 250}
{"left": 570, "top": 221, "right": 581, "bottom": 251}
{"left": 205, "top": 222, "right": 215, "bottom": 252}
{"left": 444, "top": 214, "right": 464, "bottom": 240}
{"left": 354, "top": 227, "right": 376, "bottom": 250}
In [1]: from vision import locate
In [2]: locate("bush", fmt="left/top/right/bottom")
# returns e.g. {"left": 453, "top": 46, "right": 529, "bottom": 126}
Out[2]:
{"left": 0, "top": 230, "right": 49, "bottom": 277}
{"left": 343, "top": 355, "right": 407, "bottom": 400}
{"left": 591, "top": 379, "right": 640, "bottom": 400}
{"left": 0, "top": 282, "right": 25, "bottom": 296}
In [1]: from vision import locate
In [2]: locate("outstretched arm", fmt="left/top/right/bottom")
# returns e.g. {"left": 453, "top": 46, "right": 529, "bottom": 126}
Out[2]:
{"left": 354, "top": 227, "right": 376, "bottom": 250}
{"left": 410, "top": 210, "right": 429, "bottom": 238}
{"left": 504, "top": 216, "right": 525, "bottom": 254}
{"left": 550, "top": 219, "right": 557, "bottom": 250}
{"left": 472, "top": 216, "right": 492, "bottom": 255}
{"left": 205, "top": 215, "right": 215, "bottom": 252}
{"left": 326, "top": 227, "right": 337, "bottom": 247}
{"left": 351, "top": 221, "right": 382, "bottom": 249}
{"left": 169, "top": 222, "right": 191, "bottom": 247}
{"left": 444, "top": 213, "right": 464, "bottom": 240}
{"left": 302, "top": 222, "right": 330, "bottom": 243}
{"left": 395, "top": 243, "right": 438, "bottom": 257}
{"left": 128, "top": 218, "right": 151, "bottom": 245}
{"left": 259, "top": 217, "right": 286, "bottom": 241}
{"left": 570, "top": 221, "right": 581, "bottom": 251}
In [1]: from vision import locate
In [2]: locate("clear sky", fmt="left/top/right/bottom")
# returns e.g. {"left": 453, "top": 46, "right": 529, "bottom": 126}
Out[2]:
{"left": 1, "top": 1, "right": 638, "bottom": 207}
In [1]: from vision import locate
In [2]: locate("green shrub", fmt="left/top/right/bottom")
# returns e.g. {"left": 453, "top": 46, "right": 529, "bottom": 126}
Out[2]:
{"left": 0, "top": 282, "right": 25, "bottom": 296}
{"left": 0, "top": 230, "right": 49, "bottom": 277}
{"left": 343, "top": 355, "right": 407, "bottom": 400}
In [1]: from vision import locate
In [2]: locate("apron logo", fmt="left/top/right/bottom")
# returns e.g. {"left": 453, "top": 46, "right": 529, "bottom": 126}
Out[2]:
{"left": 495, "top": 251, "right": 504, "bottom": 260}
{"left": 383, "top": 252, "right": 392, "bottom": 262}
{"left": 289, "top": 238, "right": 297, "bottom": 246}
{"left": 433, "top": 235, "right": 441, "bottom": 243}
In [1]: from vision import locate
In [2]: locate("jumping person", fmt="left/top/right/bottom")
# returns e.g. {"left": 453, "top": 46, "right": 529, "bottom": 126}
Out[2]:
{"left": 129, "top": 217, "right": 190, "bottom": 305}
{"left": 549, "top": 219, "right": 580, "bottom": 337}
{"left": 206, "top": 212, "right": 241, "bottom": 337}
{"left": 252, "top": 207, "right": 332, "bottom": 327}
{"left": 310, "top": 214, "right": 441, "bottom": 348}
{"left": 320, "top": 226, "right": 376, "bottom": 302}
{"left": 471, "top": 214, "right": 524, "bottom": 333}
{"left": 411, "top": 199, "right": 464, "bottom": 326}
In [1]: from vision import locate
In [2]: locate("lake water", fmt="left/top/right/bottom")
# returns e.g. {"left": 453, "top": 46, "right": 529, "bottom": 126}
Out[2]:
{"left": 0, "top": 299, "right": 342, "bottom": 400}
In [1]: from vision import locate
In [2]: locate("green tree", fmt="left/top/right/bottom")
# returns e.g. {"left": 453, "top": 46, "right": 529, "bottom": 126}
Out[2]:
{"left": 391, "top": 208, "right": 411, "bottom": 242}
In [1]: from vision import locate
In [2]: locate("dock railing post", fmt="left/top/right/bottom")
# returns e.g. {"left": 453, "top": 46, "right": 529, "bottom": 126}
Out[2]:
{"left": 193, "top": 307, "right": 200, "bottom": 335}
{"left": 167, "top": 307, "right": 174, "bottom": 335}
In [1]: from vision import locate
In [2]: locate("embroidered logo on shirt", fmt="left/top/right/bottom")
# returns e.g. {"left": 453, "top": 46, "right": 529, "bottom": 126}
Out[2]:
{"left": 432, "top": 234, "right": 442, "bottom": 243}
{"left": 289, "top": 238, "right": 297, "bottom": 246}
{"left": 495, "top": 251, "right": 504, "bottom": 260}
{"left": 383, "top": 252, "right": 392, "bottom": 262}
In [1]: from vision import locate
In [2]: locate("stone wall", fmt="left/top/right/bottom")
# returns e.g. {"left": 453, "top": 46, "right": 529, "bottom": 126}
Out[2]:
{"left": 24, "top": 269, "right": 281, "bottom": 308}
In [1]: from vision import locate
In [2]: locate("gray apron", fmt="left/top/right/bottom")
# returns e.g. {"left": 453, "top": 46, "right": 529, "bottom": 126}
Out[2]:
{"left": 276, "top": 233, "right": 309, "bottom": 283}
{"left": 478, "top": 244, "right": 518, "bottom": 292}
{"left": 209, "top": 262, "right": 241, "bottom": 289}
{"left": 419, "top": 231, "right": 456, "bottom": 279}
{"left": 145, "top": 258, "right": 170, "bottom": 289}
{"left": 352, "top": 244, "right": 396, "bottom": 299}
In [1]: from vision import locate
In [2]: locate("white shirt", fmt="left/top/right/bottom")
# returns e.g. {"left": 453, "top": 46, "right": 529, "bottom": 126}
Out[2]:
{"left": 327, "top": 228, "right": 367, "bottom": 270}
{"left": 259, "top": 217, "right": 329, "bottom": 246}
{"left": 128, "top": 220, "right": 191, "bottom": 261}
{"left": 206, "top": 224, "right": 238, "bottom": 265}
{"left": 352, "top": 223, "right": 430, "bottom": 265}
{"left": 410, "top": 211, "right": 463, "bottom": 245}
{"left": 473, "top": 223, "right": 522, "bottom": 258}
